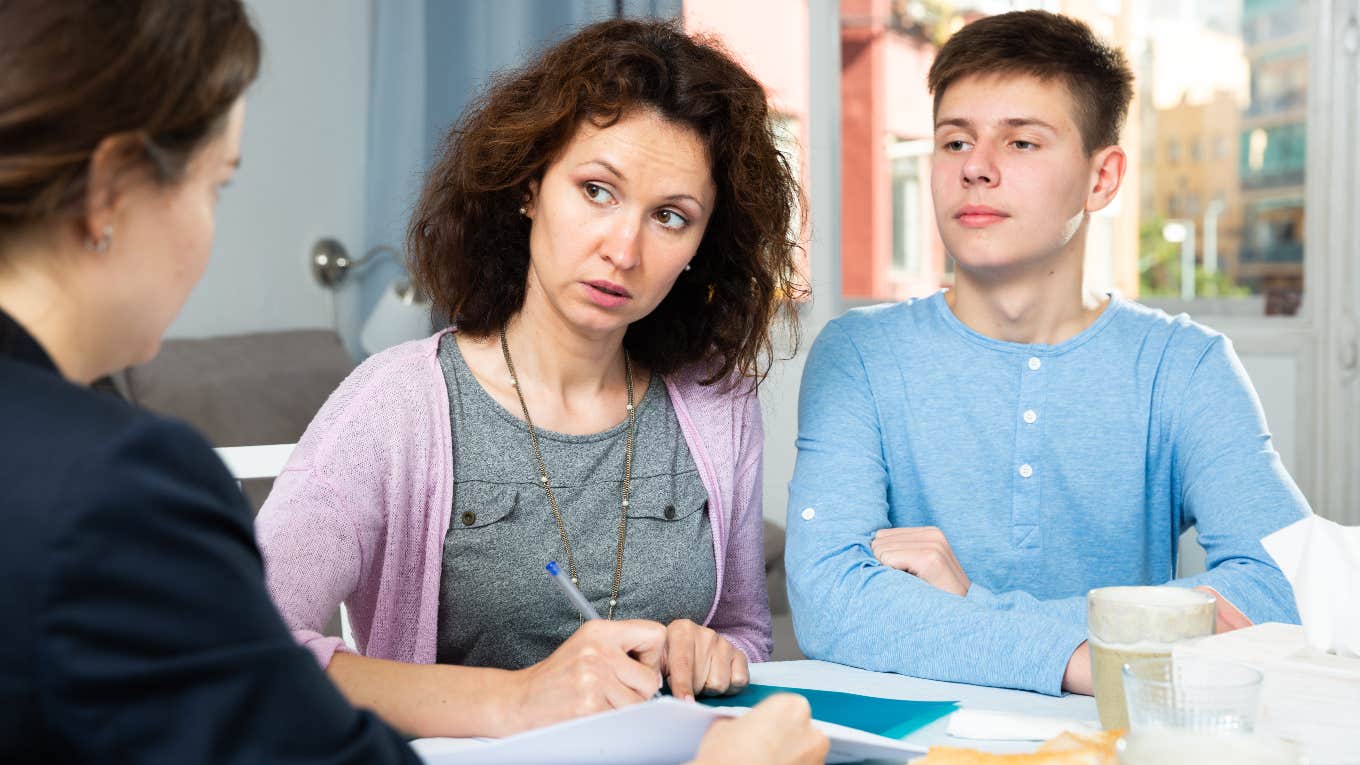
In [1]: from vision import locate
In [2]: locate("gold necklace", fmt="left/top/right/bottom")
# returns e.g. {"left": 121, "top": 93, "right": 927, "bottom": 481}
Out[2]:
{"left": 499, "top": 326, "right": 635, "bottom": 620}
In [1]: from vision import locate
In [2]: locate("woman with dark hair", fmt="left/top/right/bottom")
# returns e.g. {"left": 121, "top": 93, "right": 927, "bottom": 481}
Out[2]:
{"left": 0, "top": 2, "right": 423, "bottom": 761}
{"left": 257, "top": 18, "right": 805, "bottom": 739}
{"left": 0, "top": 3, "right": 824, "bottom": 763}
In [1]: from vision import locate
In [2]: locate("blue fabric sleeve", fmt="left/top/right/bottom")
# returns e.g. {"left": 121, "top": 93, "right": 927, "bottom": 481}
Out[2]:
{"left": 1165, "top": 336, "right": 1307, "bottom": 623}
{"left": 964, "top": 584, "right": 1087, "bottom": 626}
{"left": 786, "top": 321, "right": 1085, "bottom": 696}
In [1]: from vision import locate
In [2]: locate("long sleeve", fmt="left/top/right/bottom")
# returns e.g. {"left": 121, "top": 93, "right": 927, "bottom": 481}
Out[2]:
{"left": 40, "top": 417, "right": 417, "bottom": 764}
{"left": 256, "top": 467, "right": 364, "bottom": 668}
{"left": 707, "top": 388, "right": 774, "bottom": 662}
{"left": 1166, "top": 336, "right": 1307, "bottom": 623}
{"left": 254, "top": 336, "right": 454, "bottom": 669}
{"left": 785, "top": 322, "right": 1084, "bottom": 696}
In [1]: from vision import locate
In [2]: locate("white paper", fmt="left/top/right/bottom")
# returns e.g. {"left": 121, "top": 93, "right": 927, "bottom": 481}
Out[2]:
{"left": 410, "top": 697, "right": 931, "bottom": 765}
{"left": 1261, "top": 515, "right": 1360, "bottom": 657}
{"left": 944, "top": 709, "right": 1099, "bottom": 741}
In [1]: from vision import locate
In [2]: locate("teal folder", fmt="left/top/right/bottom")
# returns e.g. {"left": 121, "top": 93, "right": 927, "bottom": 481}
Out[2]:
{"left": 699, "top": 684, "right": 958, "bottom": 740}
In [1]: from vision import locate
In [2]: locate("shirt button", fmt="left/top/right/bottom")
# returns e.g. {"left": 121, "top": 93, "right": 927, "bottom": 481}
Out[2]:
{"left": 1027, "top": 357, "right": 1042, "bottom": 371}
{"left": 1023, "top": 409, "right": 1037, "bottom": 424}
{"left": 1019, "top": 464, "right": 1034, "bottom": 478}
{"left": 801, "top": 507, "right": 816, "bottom": 521}
{"left": 460, "top": 510, "right": 476, "bottom": 526}
{"left": 664, "top": 505, "right": 677, "bottom": 520}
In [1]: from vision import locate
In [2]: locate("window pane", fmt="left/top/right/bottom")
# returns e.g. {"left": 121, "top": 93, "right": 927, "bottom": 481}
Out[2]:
{"left": 1141, "top": 0, "right": 1307, "bottom": 315}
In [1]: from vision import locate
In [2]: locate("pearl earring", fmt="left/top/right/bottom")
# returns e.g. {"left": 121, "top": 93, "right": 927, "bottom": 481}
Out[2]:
{"left": 519, "top": 206, "right": 527, "bottom": 215}
{"left": 85, "top": 225, "right": 114, "bottom": 253}
{"left": 684, "top": 263, "right": 692, "bottom": 272}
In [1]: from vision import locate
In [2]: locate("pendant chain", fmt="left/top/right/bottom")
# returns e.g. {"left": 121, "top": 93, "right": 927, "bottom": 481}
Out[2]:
{"left": 499, "top": 327, "right": 635, "bottom": 620}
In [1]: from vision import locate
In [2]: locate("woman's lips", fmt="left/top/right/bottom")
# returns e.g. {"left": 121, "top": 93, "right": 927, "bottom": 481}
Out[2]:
{"left": 584, "top": 280, "right": 632, "bottom": 308}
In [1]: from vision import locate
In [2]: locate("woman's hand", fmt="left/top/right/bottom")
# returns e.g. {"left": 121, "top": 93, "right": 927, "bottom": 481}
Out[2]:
{"left": 494, "top": 619, "right": 667, "bottom": 736}
{"left": 687, "top": 694, "right": 830, "bottom": 765}
{"left": 663, "top": 618, "right": 749, "bottom": 701}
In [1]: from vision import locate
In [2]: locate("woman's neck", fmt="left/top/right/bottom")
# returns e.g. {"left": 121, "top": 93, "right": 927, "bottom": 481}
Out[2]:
{"left": 501, "top": 288, "right": 631, "bottom": 407}
{"left": 0, "top": 240, "right": 107, "bottom": 384}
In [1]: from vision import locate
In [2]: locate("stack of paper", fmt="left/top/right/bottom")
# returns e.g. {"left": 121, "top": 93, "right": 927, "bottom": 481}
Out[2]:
{"left": 412, "top": 688, "right": 958, "bottom": 765}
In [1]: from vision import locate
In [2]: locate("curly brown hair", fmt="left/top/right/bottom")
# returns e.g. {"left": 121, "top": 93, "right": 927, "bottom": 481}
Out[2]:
{"left": 408, "top": 18, "right": 803, "bottom": 387}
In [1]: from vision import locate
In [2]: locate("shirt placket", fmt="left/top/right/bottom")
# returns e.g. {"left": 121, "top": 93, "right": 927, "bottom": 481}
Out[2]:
{"left": 1010, "top": 353, "right": 1047, "bottom": 549}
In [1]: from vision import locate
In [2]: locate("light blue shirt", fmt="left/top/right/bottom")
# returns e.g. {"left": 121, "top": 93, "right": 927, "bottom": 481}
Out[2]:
{"left": 786, "top": 291, "right": 1308, "bottom": 696}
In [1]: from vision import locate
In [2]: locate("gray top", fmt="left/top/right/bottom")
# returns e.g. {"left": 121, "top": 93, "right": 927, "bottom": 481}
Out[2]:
{"left": 435, "top": 334, "right": 715, "bottom": 670}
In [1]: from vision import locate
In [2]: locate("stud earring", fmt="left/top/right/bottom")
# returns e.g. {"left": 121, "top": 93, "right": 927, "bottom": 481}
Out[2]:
{"left": 85, "top": 224, "right": 113, "bottom": 253}
{"left": 684, "top": 263, "right": 692, "bottom": 272}
{"left": 518, "top": 206, "right": 527, "bottom": 215}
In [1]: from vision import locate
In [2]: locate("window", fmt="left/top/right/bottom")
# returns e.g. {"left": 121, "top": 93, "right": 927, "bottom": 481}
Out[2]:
{"left": 888, "top": 141, "right": 929, "bottom": 276}
{"left": 1136, "top": 0, "right": 1306, "bottom": 314}
{"left": 890, "top": 160, "right": 920, "bottom": 274}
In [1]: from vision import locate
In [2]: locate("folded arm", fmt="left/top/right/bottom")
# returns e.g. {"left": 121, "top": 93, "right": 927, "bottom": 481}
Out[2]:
{"left": 785, "top": 323, "right": 1084, "bottom": 696}
{"left": 1167, "top": 335, "right": 1308, "bottom": 625}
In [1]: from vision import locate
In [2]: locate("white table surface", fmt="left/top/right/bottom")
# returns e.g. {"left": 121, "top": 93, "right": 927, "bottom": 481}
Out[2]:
{"left": 750, "top": 659, "right": 1097, "bottom": 756}
{"left": 413, "top": 659, "right": 1099, "bottom": 763}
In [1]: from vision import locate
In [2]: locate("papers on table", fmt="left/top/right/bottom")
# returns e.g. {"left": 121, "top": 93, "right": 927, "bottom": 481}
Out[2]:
{"left": 944, "top": 709, "right": 1100, "bottom": 741}
{"left": 411, "top": 696, "right": 944, "bottom": 764}
{"left": 700, "top": 683, "right": 957, "bottom": 740}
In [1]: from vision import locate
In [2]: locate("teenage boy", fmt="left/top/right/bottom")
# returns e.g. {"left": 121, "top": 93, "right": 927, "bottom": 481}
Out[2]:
{"left": 785, "top": 10, "right": 1308, "bottom": 696}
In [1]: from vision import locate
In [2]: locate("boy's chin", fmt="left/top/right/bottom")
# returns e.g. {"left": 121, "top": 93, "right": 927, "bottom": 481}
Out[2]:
{"left": 950, "top": 252, "right": 1036, "bottom": 277}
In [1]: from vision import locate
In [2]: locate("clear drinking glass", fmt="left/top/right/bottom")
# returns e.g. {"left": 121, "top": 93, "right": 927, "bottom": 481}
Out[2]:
{"left": 1122, "top": 657, "right": 1263, "bottom": 732}
{"left": 1116, "top": 730, "right": 1304, "bottom": 765}
{"left": 1087, "top": 586, "right": 1216, "bottom": 730}
{"left": 1114, "top": 658, "right": 1297, "bottom": 765}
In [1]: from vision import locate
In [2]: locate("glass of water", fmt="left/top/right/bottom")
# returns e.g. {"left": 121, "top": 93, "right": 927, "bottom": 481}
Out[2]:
{"left": 1122, "top": 656, "right": 1263, "bottom": 732}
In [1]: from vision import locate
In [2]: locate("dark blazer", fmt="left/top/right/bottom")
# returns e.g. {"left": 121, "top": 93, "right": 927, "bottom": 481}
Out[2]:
{"left": 0, "top": 310, "right": 417, "bottom": 764}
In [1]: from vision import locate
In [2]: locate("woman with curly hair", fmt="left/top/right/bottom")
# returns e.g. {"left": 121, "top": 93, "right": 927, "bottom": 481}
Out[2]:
{"left": 256, "top": 18, "right": 807, "bottom": 741}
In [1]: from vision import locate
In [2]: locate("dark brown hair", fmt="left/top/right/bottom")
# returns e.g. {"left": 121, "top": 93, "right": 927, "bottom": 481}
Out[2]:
{"left": 927, "top": 10, "right": 1134, "bottom": 154}
{"left": 409, "top": 18, "right": 803, "bottom": 387}
{"left": 0, "top": 0, "right": 261, "bottom": 235}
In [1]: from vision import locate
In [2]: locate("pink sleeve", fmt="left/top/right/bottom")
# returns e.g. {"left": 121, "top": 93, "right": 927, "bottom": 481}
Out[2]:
{"left": 710, "top": 389, "right": 774, "bottom": 662}
{"left": 255, "top": 459, "right": 365, "bottom": 669}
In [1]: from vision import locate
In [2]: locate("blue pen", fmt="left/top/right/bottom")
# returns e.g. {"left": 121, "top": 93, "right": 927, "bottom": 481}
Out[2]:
{"left": 545, "top": 561, "right": 663, "bottom": 700}
{"left": 545, "top": 561, "right": 603, "bottom": 620}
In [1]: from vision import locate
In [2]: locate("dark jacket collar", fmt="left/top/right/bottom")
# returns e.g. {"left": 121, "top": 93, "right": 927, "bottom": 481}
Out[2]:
{"left": 0, "top": 306, "right": 58, "bottom": 375}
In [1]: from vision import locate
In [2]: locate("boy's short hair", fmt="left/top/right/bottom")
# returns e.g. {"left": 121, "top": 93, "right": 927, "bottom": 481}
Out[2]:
{"left": 927, "top": 10, "right": 1134, "bottom": 155}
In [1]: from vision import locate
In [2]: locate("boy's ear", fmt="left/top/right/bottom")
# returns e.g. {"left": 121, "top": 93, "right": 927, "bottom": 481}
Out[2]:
{"left": 1085, "top": 145, "right": 1126, "bottom": 214}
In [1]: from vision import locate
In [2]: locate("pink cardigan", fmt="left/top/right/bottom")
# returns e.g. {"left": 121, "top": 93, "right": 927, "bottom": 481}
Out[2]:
{"left": 255, "top": 330, "right": 772, "bottom": 670}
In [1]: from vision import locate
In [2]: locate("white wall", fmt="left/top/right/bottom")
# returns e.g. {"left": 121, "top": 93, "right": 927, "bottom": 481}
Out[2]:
{"left": 168, "top": 0, "right": 371, "bottom": 341}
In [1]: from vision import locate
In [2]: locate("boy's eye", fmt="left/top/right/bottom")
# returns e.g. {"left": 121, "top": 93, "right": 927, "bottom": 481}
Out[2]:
{"left": 944, "top": 140, "right": 971, "bottom": 152}
{"left": 1013, "top": 140, "right": 1037, "bottom": 150}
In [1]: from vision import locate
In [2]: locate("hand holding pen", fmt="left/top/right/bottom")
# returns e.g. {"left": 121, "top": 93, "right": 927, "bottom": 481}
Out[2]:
{"left": 546, "top": 562, "right": 748, "bottom": 702}
{"left": 546, "top": 561, "right": 664, "bottom": 700}
{"left": 489, "top": 574, "right": 666, "bottom": 736}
